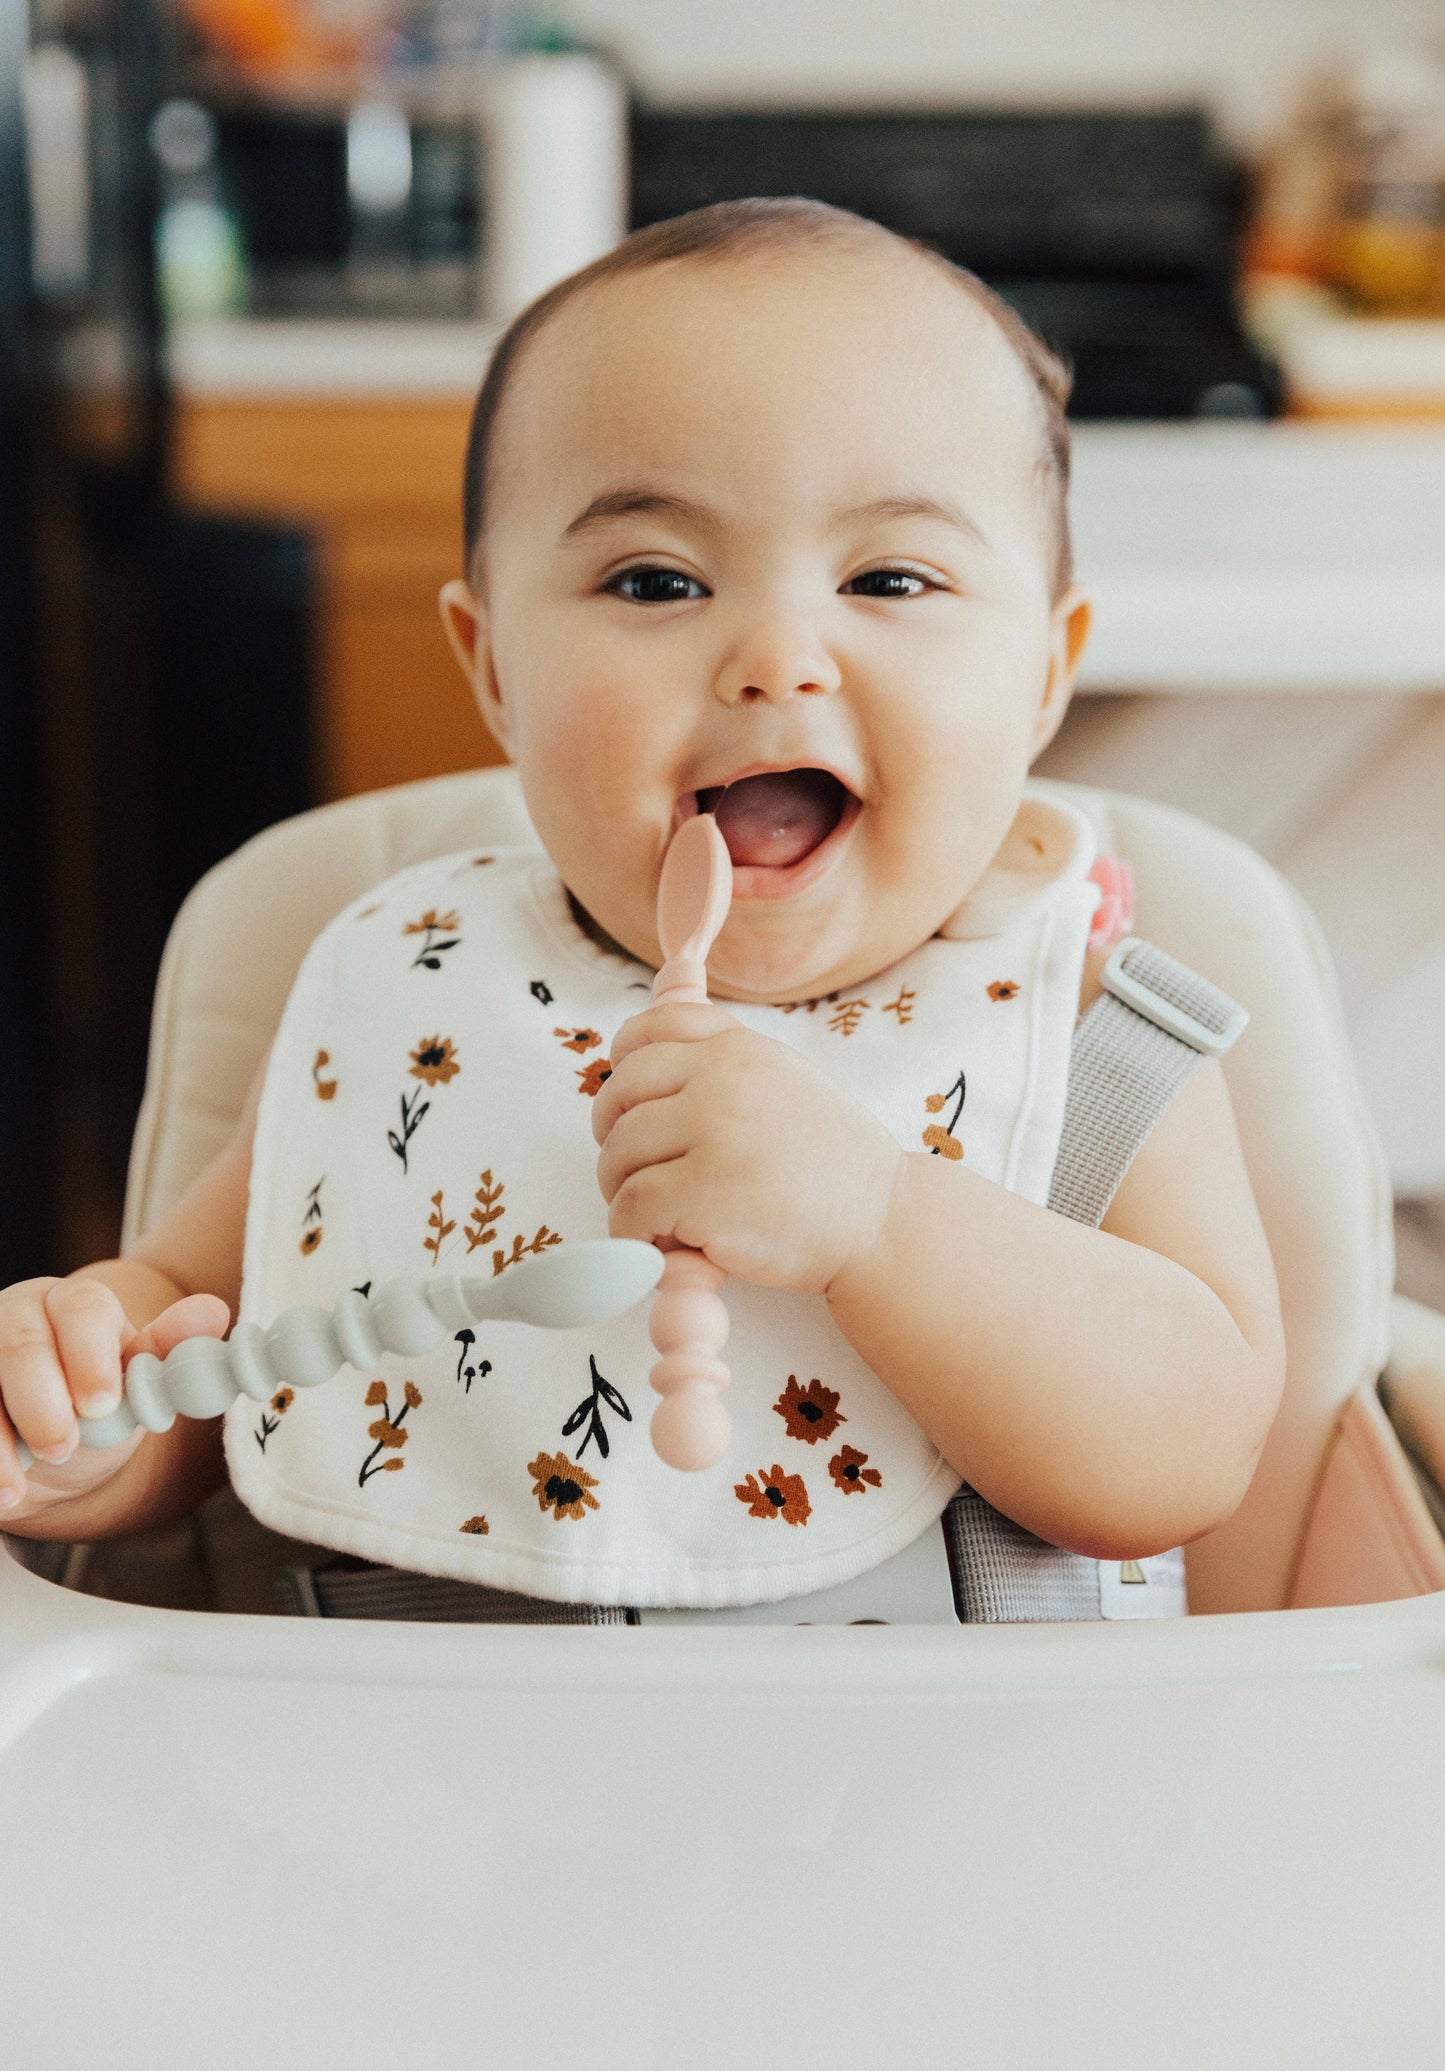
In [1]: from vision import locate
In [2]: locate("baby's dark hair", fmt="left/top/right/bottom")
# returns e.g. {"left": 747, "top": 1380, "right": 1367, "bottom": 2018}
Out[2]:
{"left": 462, "top": 196, "right": 1074, "bottom": 597}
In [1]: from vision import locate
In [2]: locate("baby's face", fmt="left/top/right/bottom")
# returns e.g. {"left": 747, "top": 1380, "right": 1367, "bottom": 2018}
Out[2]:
{"left": 451, "top": 244, "right": 1088, "bottom": 1002}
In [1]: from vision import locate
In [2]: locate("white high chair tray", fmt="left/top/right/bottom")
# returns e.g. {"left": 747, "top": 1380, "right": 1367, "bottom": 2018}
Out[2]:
{"left": 2, "top": 1552, "right": 1443, "bottom": 2070}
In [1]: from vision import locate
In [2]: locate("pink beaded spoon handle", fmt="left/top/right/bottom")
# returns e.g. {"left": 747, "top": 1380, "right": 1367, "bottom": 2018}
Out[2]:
{"left": 647, "top": 810, "right": 734, "bottom": 1470}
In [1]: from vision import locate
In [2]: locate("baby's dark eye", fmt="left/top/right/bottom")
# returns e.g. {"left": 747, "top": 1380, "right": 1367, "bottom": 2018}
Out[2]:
{"left": 607, "top": 566, "right": 708, "bottom": 605}
{"left": 843, "top": 568, "right": 934, "bottom": 599}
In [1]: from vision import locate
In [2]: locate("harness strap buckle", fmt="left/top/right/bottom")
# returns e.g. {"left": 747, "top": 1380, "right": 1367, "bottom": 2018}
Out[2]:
{"left": 1100, "top": 935, "right": 1250, "bottom": 1059}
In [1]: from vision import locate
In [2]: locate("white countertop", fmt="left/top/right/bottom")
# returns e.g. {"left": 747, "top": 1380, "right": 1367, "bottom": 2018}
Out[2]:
{"left": 166, "top": 320, "right": 1445, "bottom": 693}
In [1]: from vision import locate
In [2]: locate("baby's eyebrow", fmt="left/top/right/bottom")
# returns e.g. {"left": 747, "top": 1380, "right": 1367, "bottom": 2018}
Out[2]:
{"left": 836, "top": 494, "right": 993, "bottom": 548}
{"left": 562, "top": 487, "right": 713, "bottom": 539}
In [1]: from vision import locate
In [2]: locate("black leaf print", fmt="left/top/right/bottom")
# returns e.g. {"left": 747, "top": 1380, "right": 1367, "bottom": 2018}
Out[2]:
{"left": 529, "top": 980, "right": 555, "bottom": 1006}
{"left": 387, "top": 1086, "right": 430, "bottom": 1173}
{"left": 562, "top": 1353, "right": 633, "bottom": 1462}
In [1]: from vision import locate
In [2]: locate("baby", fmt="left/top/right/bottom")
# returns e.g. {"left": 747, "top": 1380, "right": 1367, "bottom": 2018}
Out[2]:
{"left": 0, "top": 200, "right": 1285, "bottom": 1614}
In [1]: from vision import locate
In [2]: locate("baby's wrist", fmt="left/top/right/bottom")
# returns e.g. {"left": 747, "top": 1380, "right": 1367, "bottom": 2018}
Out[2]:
{"left": 823, "top": 1137, "right": 909, "bottom": 1309}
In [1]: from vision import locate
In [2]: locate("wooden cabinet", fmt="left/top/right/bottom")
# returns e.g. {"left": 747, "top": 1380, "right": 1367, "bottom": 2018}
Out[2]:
{"left": 171, "top": 397, "right": 505, "bottom": 799}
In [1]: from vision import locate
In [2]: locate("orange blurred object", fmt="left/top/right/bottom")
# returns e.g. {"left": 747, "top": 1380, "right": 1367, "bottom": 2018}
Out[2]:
{"left": 178, "top": 0, "right": 363, "bottom": 76}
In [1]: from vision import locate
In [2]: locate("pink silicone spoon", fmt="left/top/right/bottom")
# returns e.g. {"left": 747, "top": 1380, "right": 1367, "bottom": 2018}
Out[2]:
{"left": 647, "top": 810, "right": 734, "bottom": 1470}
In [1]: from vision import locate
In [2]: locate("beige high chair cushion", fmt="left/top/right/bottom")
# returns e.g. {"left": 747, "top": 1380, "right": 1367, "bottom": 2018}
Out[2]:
{"left": 122, "top": 769, "right": 1395, "bottom": 1617}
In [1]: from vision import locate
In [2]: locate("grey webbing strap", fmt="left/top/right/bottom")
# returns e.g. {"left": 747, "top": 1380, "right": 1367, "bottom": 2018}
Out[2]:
{"left": 276, "top": 1563, "right": 632, "bottom": 1623}
{"left": 1047, "top": 936, "right": 1249, "bottom": 1229}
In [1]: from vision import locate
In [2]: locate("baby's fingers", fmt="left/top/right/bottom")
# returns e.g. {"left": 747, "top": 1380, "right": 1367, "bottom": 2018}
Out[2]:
{"left": 44, "top": 1276, "right": 133, "bottom": 1421}
{"left": 0, "top": 1277, "right": 83, "bottom": 1477}
{"left": 125, "top": 1293, "right": 231, "bottom": 1364}
{"left": 608, "top": 1000, "right": 737, "bottom": 1072}
{"left": 591, "top": 1041, "right": 692, "bottom": 1146}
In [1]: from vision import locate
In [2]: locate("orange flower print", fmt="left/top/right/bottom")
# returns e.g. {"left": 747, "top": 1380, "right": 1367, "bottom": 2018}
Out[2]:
{"left": 922, "top": 1070, "right": 966, "bottom": 1161}
{"left": 735, "top": 1464, "right": 812, "bottom": 1527}
{"left": 312, "top": 1048, "right": 337, "bottom": 1100}
{"left": 359, "top": 1379, "right": 421, "bottom": 1485}
{"left": 409, "top": 1034, "right": 461, "bottom": 1086}
{"left": 460, "top": 1515, "right": 490, "bottom": 1535}
{"left": 829, "top": 1445, "right": 882, "bottom": 1495}
{"left": 576, "top": 1056, "right": 613, "bottom": 1097}
{"left": 554, "top": 1026, "right": 603, "bottom": 1054}
{"left": 773, "top": 1376, "right": 845, "bottom": 1445}
{"left": 300, "top": 1227, "right": 323, "bottom": 1255}
{"left": 403, "top": 907, "right": 460, "bottom": 936}
{"left": 528, "top": 1450, "right": 600, "bottom": 1521}
{"left": 254, "top": 1385, "right": 294, "bottom": 1454}
{"left": 987, "top": 980, "right": 1019, "bottom": 1003}
{"left": 404, "top": 910, "right": 462, "bottom": 971}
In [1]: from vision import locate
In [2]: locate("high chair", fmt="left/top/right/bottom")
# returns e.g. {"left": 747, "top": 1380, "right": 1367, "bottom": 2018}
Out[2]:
{"left": 4, "top": 768, "right": 1445, "bottom": 2069}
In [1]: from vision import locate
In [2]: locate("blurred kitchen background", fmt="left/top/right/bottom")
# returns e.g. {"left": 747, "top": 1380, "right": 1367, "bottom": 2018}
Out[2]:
{"left": 4, "top": 0, "right": 1445, "bottom": 1293}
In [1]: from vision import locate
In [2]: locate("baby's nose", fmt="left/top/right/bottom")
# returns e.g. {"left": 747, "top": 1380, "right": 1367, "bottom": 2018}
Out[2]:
{"left": 711, "top": 622, "right": 843, "bottom": 707}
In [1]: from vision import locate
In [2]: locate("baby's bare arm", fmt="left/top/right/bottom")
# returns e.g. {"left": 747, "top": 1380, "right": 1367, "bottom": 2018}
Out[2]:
{"left": 0, "top": 1062, "right": 263, "bottom": 1540}
{"left": 825, "top": 1061, "right": 1285, "bottom": 1559}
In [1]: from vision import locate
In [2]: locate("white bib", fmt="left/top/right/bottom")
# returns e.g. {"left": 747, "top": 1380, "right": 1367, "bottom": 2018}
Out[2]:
{"left": 227, "top": 792, "right": 1099, "bottom": 1608}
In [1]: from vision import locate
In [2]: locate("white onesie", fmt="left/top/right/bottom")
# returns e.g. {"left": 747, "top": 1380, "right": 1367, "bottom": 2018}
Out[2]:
{"left": 227, "top": 792, "right": 1100, "bottom": 1610}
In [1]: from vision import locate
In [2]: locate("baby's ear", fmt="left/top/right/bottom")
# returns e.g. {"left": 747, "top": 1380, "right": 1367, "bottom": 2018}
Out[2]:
{"left": 1031, "top": 586, "right": 1092, "bottom": 758}
{"left": 438, "top": 578, "right": 511, "bottom": 754}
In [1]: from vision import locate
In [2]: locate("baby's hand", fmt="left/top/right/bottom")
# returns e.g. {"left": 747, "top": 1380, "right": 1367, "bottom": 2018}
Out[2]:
{"left": 592, "top": 1002, "right": 903, "bottom": 1295}
{"left": 0, "top": 1277, "right": 229, "bottom": 1511}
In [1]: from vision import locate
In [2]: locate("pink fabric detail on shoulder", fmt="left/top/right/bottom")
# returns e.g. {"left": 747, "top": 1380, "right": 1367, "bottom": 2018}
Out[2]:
{"left": 1087, "top": 855, "right": 1134, "bottom": 949}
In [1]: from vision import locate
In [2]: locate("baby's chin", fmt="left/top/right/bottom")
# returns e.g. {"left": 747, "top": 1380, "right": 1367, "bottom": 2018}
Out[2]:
{"left": 702, "top": 904, "right": 925, "bottom": 1006}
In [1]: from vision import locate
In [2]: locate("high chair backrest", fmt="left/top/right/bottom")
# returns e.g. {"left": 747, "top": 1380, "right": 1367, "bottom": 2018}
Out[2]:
{"left": 122, "top": 769, "right": 1394, "bottom": 1615}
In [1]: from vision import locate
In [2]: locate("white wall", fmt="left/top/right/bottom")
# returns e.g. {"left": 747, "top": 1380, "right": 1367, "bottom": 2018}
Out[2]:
{"left": 562, "top": 0, "right": 1445, "bottom": 145}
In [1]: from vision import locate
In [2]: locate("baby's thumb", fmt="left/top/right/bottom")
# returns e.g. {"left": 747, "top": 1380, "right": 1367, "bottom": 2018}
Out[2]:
{"left": 125, "top": 1293, "right": 231, "bottom": 1366}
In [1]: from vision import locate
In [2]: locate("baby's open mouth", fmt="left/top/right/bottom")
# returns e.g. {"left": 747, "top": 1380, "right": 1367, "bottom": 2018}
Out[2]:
{"left": 695, "top": 768, "right": 854, "bottom": 871}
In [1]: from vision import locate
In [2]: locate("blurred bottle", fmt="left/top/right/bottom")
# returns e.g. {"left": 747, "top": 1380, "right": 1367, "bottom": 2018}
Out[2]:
{"left": 151, "top": 99, "right": 250, "bottom": 319}
{"left": 1331, "top": 49, "right": 1445, "bottom": 315}
{"left": 1246, "top": 72, "right": 1351, "bottom": 284}
{"left": 479, "top": 40, "right": 627, "bottom": 319}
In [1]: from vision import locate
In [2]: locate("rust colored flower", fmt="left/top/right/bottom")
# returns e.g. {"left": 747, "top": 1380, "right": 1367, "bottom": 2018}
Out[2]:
{"left": 924, "top": 1092, "right": 947, "bottom": 1113}
{"left": 527, "top": 1449, "right": 600, "bottom": 1521}
{"left": 364, "top": 1379, "right": 387, "bottom": 1406}
{"left": 734, "top": 1464, "right": 811, "bottom": 1527}
{"left": 987, "top": 980, "right": 1020, "bottom": 1002}
{"left": 313, "top": 1048, "right": 337, "bottom": 1100}
{"left": 460, "top": 1515, "right": 490, "bottom": 1535}
{"left": 403, "top": 1379, "right": 423, "bottom": 1410}
{"left": 403, "top": 907, "right": 460, "bottom": 936}
{"left": 829, "top": 1445, "right": 882, "bottom": 1495}
{"left": 368, "top": 1417, "right": 408, "bottom": 1450}
{"left": 380, "top": 1458, "right": 403, "bottom": 1472}
{"left": 270, "top": 1388, "right": 294, "bottom": 1415}
{"left": 554, "top": 1026, "right": 603, "bottom": 1054}
{"left": 576, "top": 1056, "right": 613, "bottom": 1098}
{"left": 773, "top": 1375, "right": 845, "bottom": 1445}
{"left": 409, "top": 1034, "right": 461, "bottom": 1086}
{"left": 921, "top": 1124, "right": 963, "bottom": 1161}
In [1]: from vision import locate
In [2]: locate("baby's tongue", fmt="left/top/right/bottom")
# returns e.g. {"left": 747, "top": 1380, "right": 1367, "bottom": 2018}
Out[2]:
{"left": 709, "top": 769, "right": 844, "bottom": 869}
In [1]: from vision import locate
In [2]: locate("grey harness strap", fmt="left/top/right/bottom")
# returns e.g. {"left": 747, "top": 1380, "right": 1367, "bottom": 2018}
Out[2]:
{"left": 277, "top": 1560, "right": 631, "bottom": 1623}
{"left": 1047, "top": 937, "right": 1250, "bottom": 1228}
{"left": 279, "top": 938, "right": 1248, "bottom": 1625}
{"left": 945, "top": 936, "right": 1249, "bottom": 1622}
